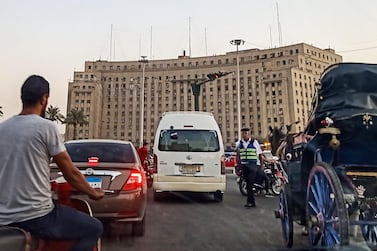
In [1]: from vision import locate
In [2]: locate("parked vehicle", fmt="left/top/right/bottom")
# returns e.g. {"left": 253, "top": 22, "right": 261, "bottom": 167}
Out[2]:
{"left": 50, "top": 139, "right": 147, "bottom": 236}
{"left": 152, "top": 111, "right": 226, "bottom": 202}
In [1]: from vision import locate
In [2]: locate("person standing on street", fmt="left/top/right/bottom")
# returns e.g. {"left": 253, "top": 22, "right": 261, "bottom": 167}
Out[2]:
{"left": 236, "top": 128, "right": 263, "bottom": 208}
{"left": 137, "top": 141, "right": 150, "bottom": 171}
{"left": 0, "top": 75, "right": 104, "bottom": 251}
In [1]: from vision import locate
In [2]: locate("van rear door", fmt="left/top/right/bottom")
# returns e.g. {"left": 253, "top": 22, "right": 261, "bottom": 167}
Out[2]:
{"left": 156, "top": 129, "right": 222, "bottom": 176}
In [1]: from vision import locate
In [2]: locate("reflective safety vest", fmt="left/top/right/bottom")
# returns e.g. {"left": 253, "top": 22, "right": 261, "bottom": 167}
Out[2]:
{"left": 239, "top": 141, "right": 257, "bottom": 164}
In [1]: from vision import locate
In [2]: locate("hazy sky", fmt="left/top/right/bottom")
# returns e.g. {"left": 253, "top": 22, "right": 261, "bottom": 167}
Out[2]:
{"left": 1, "top": 0, "right": 377, "bottom": 132}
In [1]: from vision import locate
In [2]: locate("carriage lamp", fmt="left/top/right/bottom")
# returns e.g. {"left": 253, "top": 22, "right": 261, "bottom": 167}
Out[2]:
{"left": 329, "top": 135, "right": 340, "bottom": 150}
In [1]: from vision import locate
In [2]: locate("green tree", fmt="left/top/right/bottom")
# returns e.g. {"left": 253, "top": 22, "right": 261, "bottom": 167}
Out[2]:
{"left": 45, "top": 105, "right": 65, "bottom": 123}
{"left": 64, "top": 108, "right": 88, "bottom": 140}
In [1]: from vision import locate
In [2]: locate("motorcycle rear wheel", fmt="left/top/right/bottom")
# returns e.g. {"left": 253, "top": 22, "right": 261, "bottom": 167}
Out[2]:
{"left": 238, "top": 177, "right": 247, "bottom": 196}
{"left": 271, "top": 177, "right": 283, "bottom": 195}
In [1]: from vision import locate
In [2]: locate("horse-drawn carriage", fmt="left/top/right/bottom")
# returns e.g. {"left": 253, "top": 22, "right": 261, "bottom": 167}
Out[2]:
{"left": 274, "top": 63, "right": 377, "bottom": 250}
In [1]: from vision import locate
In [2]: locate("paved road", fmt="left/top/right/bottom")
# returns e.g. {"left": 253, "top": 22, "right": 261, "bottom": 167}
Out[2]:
{"left": 101, "top": 174, "right": 370, "bottom": 251}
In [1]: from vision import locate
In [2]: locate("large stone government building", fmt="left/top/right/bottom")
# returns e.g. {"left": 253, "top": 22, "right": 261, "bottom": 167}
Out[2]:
{"left": 65, "top": 43, "right": 342, "bottom": 146}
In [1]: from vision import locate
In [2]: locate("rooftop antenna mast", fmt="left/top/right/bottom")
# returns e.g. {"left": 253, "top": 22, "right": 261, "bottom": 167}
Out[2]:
{"left": 109, "top": 24, "right": 113, "bottom": 61}
{"left": 204, "top": 28, "right": 208, "bottom": 56}
{"left": 150, "top": 26, "right": 153, "bottom": 59}
{"left": 113, "top": 38, "right": 116, "bottom": 61}
{"left": 189, "top": 16, "right": 191, "bottom": 56}
{"left": 276, "top": 2, "right": 283, "bottom": 46}
{"left": 139, "top": 35, "right": 141, "bottom": 59}
{"left": 269, "top": 24, "right": 273, "bottom": 48}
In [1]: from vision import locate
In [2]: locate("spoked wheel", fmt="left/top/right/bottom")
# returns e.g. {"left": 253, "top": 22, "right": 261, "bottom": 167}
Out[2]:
{"left": 359, "top": 209, "right": 377, "bottom": 250}
{"left": 271, "top": 177, "right": 283, "bottom": 195}
{"left": 238, "top": 177, "right": 247, "bottom": 196}
{"left": 277, "top": 185, "right": 293, "bottom": 248}
{"left": 306, "top": 162, "right": 349, "bottom": 248}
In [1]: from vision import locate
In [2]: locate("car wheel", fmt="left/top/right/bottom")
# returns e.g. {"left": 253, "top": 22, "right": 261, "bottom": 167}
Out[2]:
{"left": 214, "top": 191, "right": 223, "bottom": 202}
{"left": 132, "top": 215, "right": 146, "bottom": 237}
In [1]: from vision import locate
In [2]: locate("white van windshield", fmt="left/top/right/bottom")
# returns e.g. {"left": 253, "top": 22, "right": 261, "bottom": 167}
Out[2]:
{"left": 158, "top": 129, "right": 220, "bottom": 152}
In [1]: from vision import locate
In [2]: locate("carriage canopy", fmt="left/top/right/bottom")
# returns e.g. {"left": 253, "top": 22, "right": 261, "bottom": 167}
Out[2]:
{"left": 307, "top": 63, "right": 377, "bottom": 134}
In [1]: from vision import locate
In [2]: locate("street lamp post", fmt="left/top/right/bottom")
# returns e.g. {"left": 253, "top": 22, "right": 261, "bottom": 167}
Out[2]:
{"left": 230, "top": 39, "right": 244, "bottom": 141}
{"left": 139, "top": 56, "right": 148, "bottom": 148}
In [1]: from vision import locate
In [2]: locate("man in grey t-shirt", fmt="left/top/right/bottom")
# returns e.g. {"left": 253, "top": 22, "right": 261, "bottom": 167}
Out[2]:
{"left": 0, "top": 75, "right": 104, "bottom": 251}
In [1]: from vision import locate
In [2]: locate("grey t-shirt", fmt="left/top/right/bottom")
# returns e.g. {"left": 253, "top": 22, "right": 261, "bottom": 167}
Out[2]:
{"left": 0, "top": 114, "right": 66, "bottom": 225}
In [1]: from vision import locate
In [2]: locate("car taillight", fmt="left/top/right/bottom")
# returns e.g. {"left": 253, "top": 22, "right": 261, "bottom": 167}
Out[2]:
{"left": 153, "top": 154, "right": 158, "bottom": 174}
{"left": 88, "top": 157, "right": 99, "bottom": 167}
{"left": 122, "top": 170, "right": 144, "bottom": 191}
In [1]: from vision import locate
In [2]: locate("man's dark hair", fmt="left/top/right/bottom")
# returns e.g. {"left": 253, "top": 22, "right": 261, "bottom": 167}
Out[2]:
{"left": 21, "top": 75, "right": 50, "bottom": 106}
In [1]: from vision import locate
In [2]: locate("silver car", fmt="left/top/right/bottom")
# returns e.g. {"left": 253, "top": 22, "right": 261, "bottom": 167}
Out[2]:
{"left": 50, "top": 139, "right": 147, "bottom": 236}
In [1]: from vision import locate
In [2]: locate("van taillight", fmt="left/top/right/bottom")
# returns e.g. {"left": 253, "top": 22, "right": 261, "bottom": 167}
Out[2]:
{"left": 153, "top": 154, "right": 158, "bottom": 174}
{"left": 220, "top": 155, "right": 225, "bottom": 175}
{"left": 122, "top": 170, "right": 143, "bottom": 191}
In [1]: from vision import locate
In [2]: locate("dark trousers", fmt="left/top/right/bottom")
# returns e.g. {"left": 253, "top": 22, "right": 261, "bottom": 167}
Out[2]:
{"left": 242, "top": 163, "right": 257, "bottom": 205}
{"left": 256, "top": 166, "right": 270, "bottom": 192}
{"left": 9, "top": 204, "right": 103, "bottom": 251}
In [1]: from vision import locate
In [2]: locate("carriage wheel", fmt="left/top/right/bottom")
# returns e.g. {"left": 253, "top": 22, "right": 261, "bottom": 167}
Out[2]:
{"left": 278, "top": 185, "right": 293, "bottom": 248}
{"left": 359, "top": 209, "right": 377, "bottom": 250}
{"left": 306, "top": 162, "right": 349, "bottom": 248}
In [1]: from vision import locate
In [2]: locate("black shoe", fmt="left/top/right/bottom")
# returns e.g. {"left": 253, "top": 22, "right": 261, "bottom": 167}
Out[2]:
{"left": 244, "top": 203, "right": 256, "bottom": 208}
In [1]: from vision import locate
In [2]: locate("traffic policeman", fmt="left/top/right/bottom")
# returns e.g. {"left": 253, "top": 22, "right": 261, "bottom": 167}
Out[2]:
{"left": 236, "top": 128, "right": 263, "bottom": 208}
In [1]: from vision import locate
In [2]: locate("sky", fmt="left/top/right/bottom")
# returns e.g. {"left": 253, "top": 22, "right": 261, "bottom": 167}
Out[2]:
{"left": 1, "top": 0, "right": 377, "bottom": 133}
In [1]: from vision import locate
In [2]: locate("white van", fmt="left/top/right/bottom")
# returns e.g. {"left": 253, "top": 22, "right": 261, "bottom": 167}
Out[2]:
{"left": 152, "top": 111, "right": 226, "bottom": 202}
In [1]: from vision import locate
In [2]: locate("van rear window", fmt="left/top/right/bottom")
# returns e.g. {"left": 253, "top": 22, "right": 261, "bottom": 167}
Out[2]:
{"left": 158, "top": 130, "right": 220, "bottom": 152}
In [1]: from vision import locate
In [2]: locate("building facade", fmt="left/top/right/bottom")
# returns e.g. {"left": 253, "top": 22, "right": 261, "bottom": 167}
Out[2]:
{"left": 65, "top": 43, "right": 342, "bottom": 146}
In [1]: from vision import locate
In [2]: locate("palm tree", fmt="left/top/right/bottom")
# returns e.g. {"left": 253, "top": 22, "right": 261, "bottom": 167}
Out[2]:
{"left": 0, "top": 106, "right": 3, "bottom": 117}
{"left": 64, "top": 108, "right": 88, "bottom": 140}
{"left": 45, "top": 105, "right": 65, "bottom": 123}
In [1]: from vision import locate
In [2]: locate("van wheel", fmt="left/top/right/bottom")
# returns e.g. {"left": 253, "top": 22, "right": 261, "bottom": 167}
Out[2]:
{"left": 132, "top": 215, "right": 146, "bottom": 236}
{"left": 214, "top": 191, "right": 223, "bottom": 202}
{"left": 153, "top": 191, "right": 164, "bottom": 202}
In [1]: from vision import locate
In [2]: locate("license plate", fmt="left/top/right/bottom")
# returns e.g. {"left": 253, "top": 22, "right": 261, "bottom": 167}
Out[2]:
{"left": 86, "top": 176, "right": 102, "bottom": 188}
{"left": 180, "top": 165, "right": 200, "bottom": 174}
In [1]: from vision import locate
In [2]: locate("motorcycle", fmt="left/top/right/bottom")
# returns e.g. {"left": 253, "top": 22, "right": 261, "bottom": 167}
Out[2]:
{"left": 236, "top": 161, "right": 288, "bottom": 196}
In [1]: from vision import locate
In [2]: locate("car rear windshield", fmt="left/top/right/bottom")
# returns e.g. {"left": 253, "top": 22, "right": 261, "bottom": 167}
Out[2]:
{"left": 65, "top": 142, "right": 136, "bottom": 163}
{"left": 158, "top": 129, "right": 220, "bottom": 152}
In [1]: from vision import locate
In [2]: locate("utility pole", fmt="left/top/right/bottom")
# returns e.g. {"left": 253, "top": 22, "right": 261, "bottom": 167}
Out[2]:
{"left": 139, "top": 56, "right": 148, "bottom": 147}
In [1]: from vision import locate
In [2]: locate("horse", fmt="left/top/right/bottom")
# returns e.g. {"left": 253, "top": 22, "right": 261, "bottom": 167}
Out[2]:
{"left": 268, "top": 126, "right": 286, "bottom": 157}
{"left": 268, "top": 122, "right": 310, "bottom": 162}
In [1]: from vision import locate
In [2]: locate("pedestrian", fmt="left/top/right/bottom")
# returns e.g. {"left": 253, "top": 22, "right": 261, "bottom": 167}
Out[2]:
{"left": 0, "top": 75, "right": 104, "bottom": 251}
{"left": 236, "top": 128, "right": 263, "bottom": 208}
{"left": 137, "top": 141, "right": 150, "bottom": 170}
